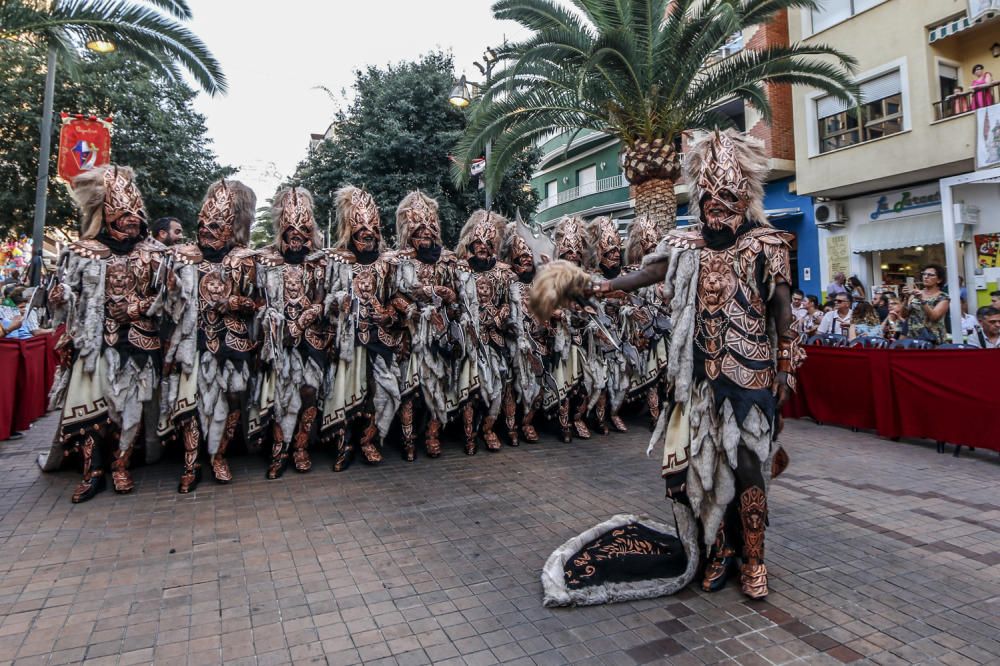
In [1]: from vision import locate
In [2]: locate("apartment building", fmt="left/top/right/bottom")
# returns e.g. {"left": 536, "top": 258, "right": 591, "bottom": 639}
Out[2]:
{"left": 529, "top": 12, "right": 823, "bottom": 294}
{"left": 789, "top": 0, "right": 1000, "bottom": 332}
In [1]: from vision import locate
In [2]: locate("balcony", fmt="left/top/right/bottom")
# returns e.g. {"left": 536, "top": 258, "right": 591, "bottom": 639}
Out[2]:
{"left": 933, "top": 80, "right": 1000, "bottom": 121}
{"left": 537, "top": 174, "right": 628, "bottom": 212}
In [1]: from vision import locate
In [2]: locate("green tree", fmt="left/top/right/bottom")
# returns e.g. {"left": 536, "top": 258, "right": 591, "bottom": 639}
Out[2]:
{"left": 0, "top": 0, "right": 226, "bottom": 95}
{"left": 293, "top": 51, "right": 540, "bottom": 248}
{"left": 453, "top": 0, "right": 858, "bottom": 230}
{"left": 0, "top": 41, "right": 232, "bottom": 237}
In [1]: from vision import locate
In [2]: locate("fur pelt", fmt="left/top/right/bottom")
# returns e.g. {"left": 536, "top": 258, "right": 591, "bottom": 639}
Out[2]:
{"left": 333, "top": 185, "right": 385, "bottom": 252}
{"left": 72, "top": 165, "right": 143, "bottom": 240}
{"left": 552, "top": 215, "right": 587, "bottom": 259}
{"left": 203, "top": 179, "right": 256, "bottom": 247}
{"left": 625, "top": 216, "right": 657, "bottom": 266}
{"left": 455, "top": 210, "right": 509, "bottom": 259}
{"left": 584, "top": 216, "right": 620, "bottom": 271}
{"left": 395, "top": 190, "right": 440, "bottom": 250}
{"left": 685, "top": 129, "right": 770, "bottom": 227}
{"left": 270, "top": 186, "right": 323, "bottom": 249}
{"left": 529, "top": 260, "right": 591, "bottom": 321}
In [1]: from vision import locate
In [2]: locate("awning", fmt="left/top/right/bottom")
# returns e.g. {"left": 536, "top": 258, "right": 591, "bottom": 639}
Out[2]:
{"left": 850, "top": 213, "right": 944, "bottom": 253}
{"left": 928, "top": 9, "right": 999, "bottom": 43}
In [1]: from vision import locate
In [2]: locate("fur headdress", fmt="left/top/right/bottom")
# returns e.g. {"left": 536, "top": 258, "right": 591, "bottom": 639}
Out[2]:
{"left": 333, "top": 185, "right": 384, "bottom": 252}
{"left": 529, "top": 260, "right": 591, "bottom": 321}
{"left": 552, "top": 216, "right": 587, "bottom": 262}
{"left": 456, "top": 210, "right": 508, "bottom": 259}
{"left": 625, "top": 215, "right": 660, "bottom": 265}
{"left": 72, "top": 165, "right": 146, "bottom": 240}
{"left": 395, "top": 190, "right": 441, "bottom": 250}
{"left": 499, "top": 221, "right": 534, "bottom": 268}
{"left": 585, "top": 216, "right": 621, "bottom": 271}
{"left": 685, "top": 129, "right": 769, "bottom": 227}
{"left": 200, "top": 179, "right": 256, "bottom": 247}
{"left": 271, "top": 186, "right": 323, "bottom": 249}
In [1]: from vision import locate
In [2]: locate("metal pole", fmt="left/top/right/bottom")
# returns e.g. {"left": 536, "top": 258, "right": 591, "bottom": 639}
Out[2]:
{"left": 484, "top": 139, "right": 493, "bottom": 211}
{"left": 30, "top": 45, "right": 58, "bottom": 287}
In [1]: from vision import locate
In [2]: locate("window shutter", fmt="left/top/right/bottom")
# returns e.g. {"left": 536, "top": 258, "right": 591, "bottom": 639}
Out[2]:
{"left": 860, "top": 70, "right": 901, "bottom": 103}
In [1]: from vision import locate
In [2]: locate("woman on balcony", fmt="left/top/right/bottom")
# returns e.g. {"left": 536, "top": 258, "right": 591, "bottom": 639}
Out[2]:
{"left": 970, "top": 64, "right": 994, "bottom": 110}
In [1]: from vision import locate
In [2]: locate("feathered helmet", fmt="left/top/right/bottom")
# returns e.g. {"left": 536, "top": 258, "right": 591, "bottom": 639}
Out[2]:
{"left": 198, "top": 179, "right": 256, "bottom": 250}
{"left": 456, "top": 210, "right": 508, "bottom": 259}
{"left": 499, "top": 222, "right": 535, "bottom": 273}
{"left": 271, "top": 186, "right": 322, "bottom": 254}
{"left": 625, "top": 215, "right": 659, "bottom": 265}
{"left": 586, "top": 216, "right": 621, "bottom": 271}
{"left": 334, "top": 185, "right": 383, "bottom": 253}
{"left": 686, "top": 129, "right": 768, "bottom": 232}
{"left": 395, "top": 190, "right": 441, "bottom": 250}
{"left": 553, "top": 216, "right": 586, "bottom": 265}
{"left": 72, "top": 165, "right": 147, "bottom": 241}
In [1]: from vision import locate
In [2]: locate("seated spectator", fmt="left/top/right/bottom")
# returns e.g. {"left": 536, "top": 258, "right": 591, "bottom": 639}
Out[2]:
{"left": 902, "top": 264, "right": 949, "bottom": 344}
{"left": 0, "top": 288, "right": 52, "bottom": 339}
{"left": 960, "top": 297, "right": 978, "bottom": 339}
{"left": 847, "top": 276, "right": 866, "bottom": 303}
{"left": 791, "top": 289, "right": 807, "bottom": 324}
{"left": 875, "top": 293, "right": 890, "bottom": 321}
{"left": 798, "top": 295, "right": 824, "bottom": 337}
{"left": 967, "top": 306, "right": 1000, "bottom": 349}
{"left": 819, "top": 293, "right": 852, "bottom": 336}
{"left": 848, "top": 301, "right": 883, "bottom": 340}
{"left": 882, "top": 296, "right": 905, "bottom": 340}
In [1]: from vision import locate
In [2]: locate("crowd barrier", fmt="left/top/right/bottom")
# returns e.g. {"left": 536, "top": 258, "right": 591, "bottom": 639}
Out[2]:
{"left": 0, "top": 328, "right": 60, "bottom": 440}
{"left": 782, "top": 345, "right": 1000, "bottom": 452}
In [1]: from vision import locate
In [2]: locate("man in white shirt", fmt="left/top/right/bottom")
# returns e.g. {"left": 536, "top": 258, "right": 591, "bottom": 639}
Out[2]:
{"left": 791, "top": 289, "right": 807, "bottom": 326}
{"left": 967, "top": 307, "right": 1000, "bottom": 349}
{"left": 818, "top": 293, "right": 852, "bottom": 336}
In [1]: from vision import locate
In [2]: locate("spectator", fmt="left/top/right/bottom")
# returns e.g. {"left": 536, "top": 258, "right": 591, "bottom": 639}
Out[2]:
{"left": 798, "top": 295, "right": 824, "bottom": 337}
{"left": 903, "top": 264, "right": 950, "bottom": 344}
{"left": 991, "top": 290, "right": 1000, "bottom": 310}
{"left": 791, "top": 289, "right": 807, "bottom": 323}
{"left": 882, "top": 296, "right": 905, "bottom": 340}
{"left": 949, "top": 86, "right": 970, "bottom": 116}
{"left": 970, "top": 64, "right": 994, "bottom": 110}
{"left": 958, "top": 276, "right": 968, "bottom": 303}
{"left": 151, "top": 216, "right": 184, "bottom": 246}
{"left": 0, "top": 288, "right": 52, "bottom": 339}
{"left": 847, "top": 276, "right": 866, "bottom": 303}
{"left": 875, "top": 292, "right": 890, "bottom": 321}
{"left": 848, "top": 301, "right": 883, "bottom": 340}
{"left": 826, "top": 271, "right": 848, "bottom": 300}
{"left": 960, "top": 297, "right": 978, "bottom": 339}
{"left": 819, "top": 293, "right": 852, "bottom": 335}
{"left": 967, "top": 306, "right": 1000, "bottom": 349}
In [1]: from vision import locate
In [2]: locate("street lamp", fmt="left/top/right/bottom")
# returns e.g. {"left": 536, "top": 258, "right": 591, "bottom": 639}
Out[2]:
{"left": 450, "top": 47, "right": 499, "bottom": 211}
{"left": 29, "top": 38, "right": 115, "bottom": 286}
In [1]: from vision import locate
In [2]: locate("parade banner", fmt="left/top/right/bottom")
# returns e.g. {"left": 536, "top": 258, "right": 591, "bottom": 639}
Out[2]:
{"left": 57, "top": 114, "right": 113, "bottom": 184}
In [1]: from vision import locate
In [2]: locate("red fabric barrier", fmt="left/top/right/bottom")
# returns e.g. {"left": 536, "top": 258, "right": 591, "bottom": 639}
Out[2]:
{"left": 15, "top": 336, "right": 48, "bottom": 431}
{"left": 789, "top": 346, "right": 1000, "bottom": 452}
{"left": 0, "top": 341, "right": 20, "bottom": 439}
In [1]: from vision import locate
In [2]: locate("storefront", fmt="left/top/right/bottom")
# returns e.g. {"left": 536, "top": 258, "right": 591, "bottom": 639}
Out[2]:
{"left": 817, "top": 182, "right": 955, "bottom": 301}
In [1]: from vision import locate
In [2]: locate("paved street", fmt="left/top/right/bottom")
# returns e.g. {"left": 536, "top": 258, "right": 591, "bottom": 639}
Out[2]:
{"left": 0, "top": 413, "right": 997, "bottom": 666}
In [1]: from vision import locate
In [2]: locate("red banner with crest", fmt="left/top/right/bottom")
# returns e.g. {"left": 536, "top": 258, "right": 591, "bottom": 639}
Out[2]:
{"left": 57, "top": 114, "right": 113, "bottom": 184}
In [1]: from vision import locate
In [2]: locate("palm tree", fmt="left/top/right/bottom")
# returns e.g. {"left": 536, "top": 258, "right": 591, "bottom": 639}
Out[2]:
{"left": 452, "top": 0, "right": 858, "bottom": 230}
{"left": 0, "top": 0, "right": 226, "bottom": 95}
{"left": 1, "top": 0, "right": 226, "bottom": 283}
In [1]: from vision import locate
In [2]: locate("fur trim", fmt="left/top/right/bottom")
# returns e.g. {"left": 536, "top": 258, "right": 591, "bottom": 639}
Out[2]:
{"left": 455, "top": 209, "right": 509, "bottom": 259}
{"left": 394, "top": 190, "right": 440, "bottom": 250}
{"left": 333, "top": 185, "right": 385, "bottom": 252}
{"left": 529, "top": 260, "right": 591, "bottom": 322}
{"left": 71, "top": 165, "right": 143, "bottom": 240}
{"left": 685, "top": 129, "right": 770, "bottom": 227}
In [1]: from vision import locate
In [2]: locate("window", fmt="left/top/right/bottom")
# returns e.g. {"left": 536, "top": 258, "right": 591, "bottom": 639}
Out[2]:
{"left": 577, "top": 165, "right": 597, "bottom": 195}
{"left": 938, "top": 62, "right": 959, "bottom": 102}
{"left": 810, "top": 0, "right": 884, "bottom": 34}
{"left": 816, "top": 70, "right": 903, "bottom": 153}
{"left": 544, "top": 180, "right": 557, "bottom": 201}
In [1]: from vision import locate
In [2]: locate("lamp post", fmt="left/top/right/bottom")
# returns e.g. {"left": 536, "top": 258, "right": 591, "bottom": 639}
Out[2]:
{"left": 450, "top": 47, "right": 498, "bottom": 211}
{"left": 29, "top": 39, "right": 116, "bottom": 286}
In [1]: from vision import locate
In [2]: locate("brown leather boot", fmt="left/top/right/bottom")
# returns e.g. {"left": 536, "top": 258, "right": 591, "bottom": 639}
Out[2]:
{"left": 178, "top": 420, "right": 201, "bottom": 494}
{"left": 739, "top": 486, "right": 769, "bottom": 599}
{"left": 573, "top": 398, "right": 591, "bottom": 439}
{"left": 360, "top": 423, "right": 382, "bottom": 464}
{"left": 558, "top": 400, "right": 572, "bottom": 443}
{"left": 291, "top": 406, "right": 316, "bottom": 473}
{"left": 110, "top": 442, "right": 135, "bottom": 494}
{"left": 71, "top": 435, "right": 106, "bottom": 503}
{"left": 610, "top": 414, "right": 628, "bottom": 433}
{"left": 483, "top": 416, "right": 501, "bottom": 451}
{"left": 594, "top": 393, "right": 609, "bottom": 435}
{"left": 211, "top": 411, "right": 238, "bottom": 484}
{"left": 463, "top": 403, "right": 477, "bottom": 455}
{"left": 646, "top": 387, "right": 660, "bottom": 431}
{"left": 521, "top": 410, "right": 539, "bottom": 443}
{"left": 266, "top": 424, "right": 288, "bottom": 480}
{"left": 332, "top": 427, "right": 353, "bottom": 472}
{"left": 425, "top": 419, "right": 442, "bottom": 458}
{"left": 701, "top": 524, "right": 736, "bottom": 593}
{"left": 400, "top": 401, "right": 417, "bottom": 460}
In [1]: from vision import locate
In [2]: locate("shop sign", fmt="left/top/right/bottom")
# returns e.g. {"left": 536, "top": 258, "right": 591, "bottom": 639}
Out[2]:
{"left": 867, "top": 184, "right": 941, "bottom": 221}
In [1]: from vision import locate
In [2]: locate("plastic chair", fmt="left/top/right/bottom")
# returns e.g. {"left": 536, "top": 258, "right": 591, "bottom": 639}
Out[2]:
{"left": 889, "top": 338, "right": 933, "bottom": 350}
{"left": 807, "top": 333, "right": 848, "bottom": 347}
{"left": 849, "top": 336, "right": 889, "bottom": 349}
{"left": 936, "top": 343, "right": 977, "bottom": 350}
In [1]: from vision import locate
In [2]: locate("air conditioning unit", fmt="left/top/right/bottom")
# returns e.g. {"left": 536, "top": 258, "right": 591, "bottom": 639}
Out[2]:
{"left": 814, "top": 202, "right": 847, "bottom": 227}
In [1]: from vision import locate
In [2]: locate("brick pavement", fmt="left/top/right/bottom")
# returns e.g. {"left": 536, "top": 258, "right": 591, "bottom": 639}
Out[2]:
{"left": 0, "top": 413, "right": 996, "bottom": 666}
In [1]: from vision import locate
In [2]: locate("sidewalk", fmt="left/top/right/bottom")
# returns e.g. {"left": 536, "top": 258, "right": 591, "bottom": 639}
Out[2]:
{"left": 0, "top": 413, "right": 996, "bottom": 665}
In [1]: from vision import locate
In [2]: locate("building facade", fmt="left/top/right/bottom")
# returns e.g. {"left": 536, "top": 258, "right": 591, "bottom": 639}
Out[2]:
{"left": 528, "top": 11, "right": 824, "bottom": 295}
{"left": 788, "top": 0, "right": 1000, "bottom": 331}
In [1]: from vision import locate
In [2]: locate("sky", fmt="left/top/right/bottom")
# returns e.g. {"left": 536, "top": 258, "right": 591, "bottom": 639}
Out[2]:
{"left": 187, "top": 0, "right": 530, "bottom": 200}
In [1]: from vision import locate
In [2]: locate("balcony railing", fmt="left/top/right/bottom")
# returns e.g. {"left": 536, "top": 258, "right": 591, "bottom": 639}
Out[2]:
{"left": 932, "top": 81, "right": 999, "bottom": 121}
{"left": 537, "top": 174, "right": 628, "bottom": 212}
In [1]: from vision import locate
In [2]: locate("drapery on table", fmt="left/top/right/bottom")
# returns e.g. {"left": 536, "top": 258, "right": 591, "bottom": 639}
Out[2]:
{"left": 0, "top": 329, "right": 61, "bottom": 440}
{"left": 782, "top": 346, "right": 1000, "bottom": 452}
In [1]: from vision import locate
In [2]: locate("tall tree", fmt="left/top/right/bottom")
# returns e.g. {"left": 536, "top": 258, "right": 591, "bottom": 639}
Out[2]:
{"left": 0, "top": 41, "right": 232, "bottom": 237}
{"left": 293, "top": 51, "right": 540, "bottom": 248}
{"left": 452, "top": 0, "right": 858, "bottom": 230}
